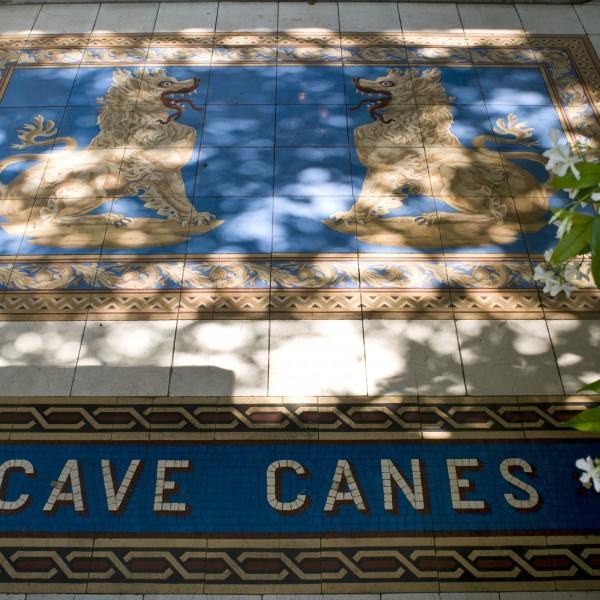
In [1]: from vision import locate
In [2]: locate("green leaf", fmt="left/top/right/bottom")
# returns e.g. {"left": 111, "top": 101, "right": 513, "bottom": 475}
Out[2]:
{"left": 564, "top": 403, "right": 600, "bottom": 433}
{"left": 592, "top": 214, "right": 600, "bottom": 288}
{"left": 579, "top": 379, "right": 600, "bottom": 393}
{"left": 551, "top": 221, "right": 592, "bottom": 263}
{"left": 550, "top": 163, "right": 600, "bottom": 190}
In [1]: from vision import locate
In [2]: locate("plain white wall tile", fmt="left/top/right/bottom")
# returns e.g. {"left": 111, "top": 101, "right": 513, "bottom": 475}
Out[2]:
{"left": 339, "top": 3, "right": 401, "bottom": 33}
{"left": 269, "top": 319, "right": 367, "bottom": 396}
{"left": 171, "top": 320, "right": 269, "bottom": 396}
{"left": 399, "top": 2, "right": 463, "bottom": 33}
{"left": 278, "top": 2, "right": 340, "bottom": 33}
{"left": 93, "top": 3, "right": 159, "bottom": 34}
{"left": 216, "top": 2, "right": 278, "bottom": 32}
{"left": 364, "top": 320, "right": 465, "bottom": 396}
{"left": 0, "top": 4, "right": 42, "bottom": 35}
{"left": 458, "top": 5, "right": 523, "bottom": 32}
{"left": 547, "top": 320, "right": 600, "bottom": 394}
{"left": 575, "top": 4, "right": 600, "bottom": 36}
{"left": 0, "top": 321, "right": 84, "bottom": 395}
{"left": 31, "top": 3, "right": 100, "bottom": 35}
{"left": 154, "top": 2, "right": 218, "bottom": 33}
{"left": 72, "top": 320, "right": 176, "bottom": 396}
{"left": 516, "top": 5, "right": 585, "bottom": 35}
{"left": 456, "top": 320, "right": 563, "bottom": 395}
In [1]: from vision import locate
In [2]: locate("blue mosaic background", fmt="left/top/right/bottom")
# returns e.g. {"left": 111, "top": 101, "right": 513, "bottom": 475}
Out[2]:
{"left": 0, "top": 63, "right": 566, "bottom": 257}
{"left": 0, "top": 441, "right": 598, "bottom": 534}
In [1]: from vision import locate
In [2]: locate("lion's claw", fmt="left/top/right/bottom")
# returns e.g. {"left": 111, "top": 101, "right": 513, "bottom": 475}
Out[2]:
{"left": 414, "top": 215, "right": 432, "bottom": 227}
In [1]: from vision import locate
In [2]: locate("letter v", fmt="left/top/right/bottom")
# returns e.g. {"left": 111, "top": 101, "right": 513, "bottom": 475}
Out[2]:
{"left": 101, "top": 459, "right": 144, "bottom": 515}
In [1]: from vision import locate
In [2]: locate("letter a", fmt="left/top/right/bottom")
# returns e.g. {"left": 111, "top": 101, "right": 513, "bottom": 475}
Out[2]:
{"left": 43, "top": 459, "right": 87, "bottom": 515}
{"left": 323, "top": 460, "right": 369, "bottom": 515}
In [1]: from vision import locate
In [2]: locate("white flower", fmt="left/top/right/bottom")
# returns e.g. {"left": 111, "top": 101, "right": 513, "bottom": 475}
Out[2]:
{"left": 564, "top": 262, "right": 590, "bottom": 283}
{"left": 555, "top": 218, "right": 572, "bottom": 239}
{"left": 543, "top": 129, "right": 582, "bottom": 179}
{"left": 565, "top": 188, "right": 579, "bottom": 200}
{"left": 576, "top": 456, "right": 600, "bottom": 492}
{"left": 533, "top": 262, "right": 578, "bottom": 297}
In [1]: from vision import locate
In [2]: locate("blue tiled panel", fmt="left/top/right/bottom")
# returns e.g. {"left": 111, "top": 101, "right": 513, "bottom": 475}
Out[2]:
{"left": 0, "top": 60, "right": 574, "bottom": 260}
{"left": 186, "top": 196, "right": 274, "bottom": 254}
{"left": 0, "top": 441, "right": 598, "bottom": 534}
{"left": 206, "top": 66, "right": 277, "bottom": 105}
{"left": 201, "top": 104, "right": 275, "bottom": 147}
{"left": 0, "top": 67, "right": 78, "bottom": 108}
{"left": 476, "top": 66, "right": 554, "bottom": 106}
{"left": 277, "top": 66, "right": 346, "bottom": 105}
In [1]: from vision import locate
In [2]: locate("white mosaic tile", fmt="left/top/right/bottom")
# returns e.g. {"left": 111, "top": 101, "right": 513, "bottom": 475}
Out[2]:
{"left": 547, "top": 320, "right": 600, "bottom": 394}
{"left": 0, "top": 321, "right": 85, "bottom": 396}
{"left": 516, "top": 4, "right": 585, "bottom": 35}
{"left": 458, "top": 4, "right": 523, "bottom": 32}
{"left": 31, "top": 3, "right": 100, "bottom": 35}
{"left": 154, "top": 1, "right": 218, "bottom": 33}
{"left": 278, "top": 1, "right": 340, "bottom": 33}
{"left": 456, "top": 319, "right": 563, "bottom": 395}
{"left": 171, "top": 319, "right": 269, "bottom": 396}
{"left": 364, "top": 320, "right": 465, "bottom": 396}
{"left": 216, "top": 1, "right": 278, "bottom": 32}
{"left": 93, "top": 3, "right": 159, "bottom": 34}
{"left": 0, "top": 4, "right": 41, "bottom": 35}
{"left": 269, "top": 319, "right": 367, "bottom": 396}
{"left": 575, "top": 4, "right": 600, "bottom": 35}
{"left": 72, "top": 320, "right": 177, "bottom": 396}
{"left": 399, "top": 2, "right": 463, "bottom": 33}
{"left": 339, "top": 2, "right": 401, "bottom": 33}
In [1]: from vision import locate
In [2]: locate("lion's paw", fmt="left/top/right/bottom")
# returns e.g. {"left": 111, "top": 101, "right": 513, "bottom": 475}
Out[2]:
{"left": 185, "top": 211, "right": 216, "bottom": 228}
{"left": 109, "top": 214, "right": 132, "bottom": 228}
{"left": 414, "top": 214, "right": 435, "bottom": 227}
{"left": 330, "top": 211, "right": 356, "bottom": 227}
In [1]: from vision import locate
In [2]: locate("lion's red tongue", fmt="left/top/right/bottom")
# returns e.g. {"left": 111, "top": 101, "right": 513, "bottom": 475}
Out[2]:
{"left": 158, "top": 78, "right": 203, "bottom": 124}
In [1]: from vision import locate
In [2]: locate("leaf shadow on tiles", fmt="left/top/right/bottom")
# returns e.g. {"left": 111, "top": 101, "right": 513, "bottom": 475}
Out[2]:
{"left": 273, "top": 195, "right": 358, "bottom": 254}
{"left": 274, "top": 147, "right": 352, "bottom": 197}
{"left": 207, "top": 65, "right": 277, "bottom": 105}
{"left": 186, "top": 196, "right": 274, "bottom": 255}
{"left": 201, "top": 104, "right": 275, "bottom": 147}
{"left": 195, "top": 147, "right": 274, "bottom": 197}
{"left": 1, "top": 67, "right": 78, "bottom": 108}
{"left": 277, "top": 65, "right": 346, "bottom": 105}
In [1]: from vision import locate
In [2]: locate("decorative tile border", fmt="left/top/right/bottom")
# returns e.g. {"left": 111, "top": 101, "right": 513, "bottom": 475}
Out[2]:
{"left": 0, "top": 394, "right": 597, "bottom": 591}
{"left": 0, "top": 33, "right": 599, "bottom": 320}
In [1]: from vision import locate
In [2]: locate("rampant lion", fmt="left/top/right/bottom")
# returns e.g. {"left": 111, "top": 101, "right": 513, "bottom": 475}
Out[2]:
{"left": 326, "top": 68, "right": 551, "bottom": 247}
{"left": 0, "top": 68, "right": 217, "bottom": 247}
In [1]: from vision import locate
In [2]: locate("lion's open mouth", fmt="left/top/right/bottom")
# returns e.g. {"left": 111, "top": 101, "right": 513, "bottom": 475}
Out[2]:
{"left": 351, "top": 78, "right": 393, "bottom": 124}
{"left": 158, "top": 78, "right": 203, "bottom": 125}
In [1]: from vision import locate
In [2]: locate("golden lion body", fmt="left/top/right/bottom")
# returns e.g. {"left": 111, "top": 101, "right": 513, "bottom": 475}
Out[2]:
{"left": 0, "top": 68, "right": 213, "bottom": 231}
{"left": 331, "top": 68, "right": 549, "bottom": 233}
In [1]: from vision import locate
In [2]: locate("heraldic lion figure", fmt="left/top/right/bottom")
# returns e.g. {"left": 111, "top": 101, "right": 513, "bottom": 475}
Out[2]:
{"left": 327, "top": 67, "right": 550, "bottom": 247}
{"left": 0, "top": 68, "right": 215, "bottom": 244}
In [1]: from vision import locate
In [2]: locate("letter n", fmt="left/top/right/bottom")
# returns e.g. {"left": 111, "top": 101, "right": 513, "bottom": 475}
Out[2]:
{"left": 382, "top": 459, "right": 429, "bottom": 514}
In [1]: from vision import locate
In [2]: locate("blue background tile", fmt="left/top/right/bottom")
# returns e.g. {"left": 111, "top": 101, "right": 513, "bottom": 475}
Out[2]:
{"left": 186, "top": 196, "right": 273, "bottom": 254}
{"left": 276, "top": 105, "right": 349, "bottom": 147}
{"left": 207, "top": 66, "right": 277, "bottom": 105}
{"left": 195, "top": 147, "right": 274, "bottom": 196}
{"left": 277, "top": 66, "right": 346, "bottom": 105}
{"left": 1, "top": 67, "right": 78, "bottom": 108}
{"left": 201, "top": 104, "right": 275, "bottom": 147}
{"left": 274, "top": 147, "right": 353, "bottom": 197}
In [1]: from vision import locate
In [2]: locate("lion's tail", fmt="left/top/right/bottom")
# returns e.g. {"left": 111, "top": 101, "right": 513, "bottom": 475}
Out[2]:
{"left": 0, "top": 153, "right": 50, "bottom": 201}
{"left": 11, "top": 115, "right": 77, "bottom": 151}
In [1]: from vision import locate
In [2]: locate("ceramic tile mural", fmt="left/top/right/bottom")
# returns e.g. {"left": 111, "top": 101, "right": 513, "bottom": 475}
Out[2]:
{"left": 1, "top": 30, "right": 600, "bottom": 595}
{"left": 1, "top": 33, "right": 600, "bottom": 320}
